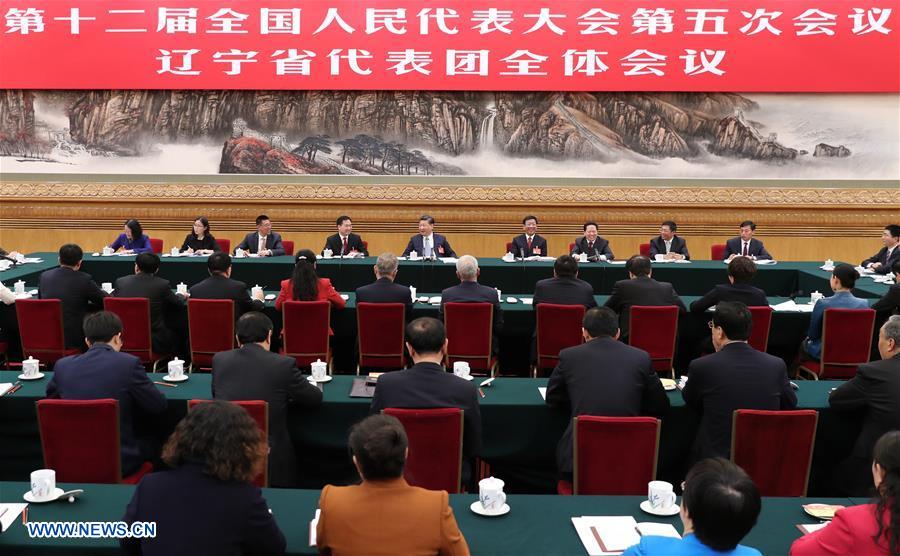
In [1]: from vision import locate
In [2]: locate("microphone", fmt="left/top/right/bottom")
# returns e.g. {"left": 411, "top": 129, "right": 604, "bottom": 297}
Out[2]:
{"left": 591, "top": 246, "right": 599, "bottom": 263}
{"left": 789, "top": 290, "right": 805, "bottom": 301}
{"left": 519, "top": 247, "right": 525, "bottom": 262}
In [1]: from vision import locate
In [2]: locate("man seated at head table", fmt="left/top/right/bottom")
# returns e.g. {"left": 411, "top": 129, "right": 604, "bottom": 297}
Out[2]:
{"left": 861, "top": 224, "right": 900, "bottom": 275}
{"left": 570, "top": 221, "right": 614, "bottom": 261}
{"left": 189, "top": 252, "right": 264, "bottom": 321}
{"left": 690, "top": 257, "right": 768, "bottom": 313}
{"left": 38, "top": 243, "right": 108, "bottom": 349}
{"left": 649, "top": 220, "right": 690, "bottom": 261}
{"left": 402, "top": 214, "right": 456, "bottom": 258}
{"left": 723, "top": 220, "right": 772, "bottom": 261}
{"left": 355, "top": 253, "right": 414, "bottom": 319}
{"left": 872, "top": 260, "right": 900, "bottom": 318}
{"left": 801, "top": 263, "right": 868, "bottom": 360}
{"left": 46, "top": 311, "right": 167, "bottom": 477}
{"left": 533, "top": 255, "right": 597, "bottom": 309}
{"left": 510, "top": 215, "right": 548, "bottom": 257}
{"left": 604, "top": 255, "right": 686, "bottom": 341}
{"left": 316, "top": 414, "right": 470, "bottom": 556}
{"left": 624, "top": 458, "right": 762, "bottom": 556}
{"left": 323, "top": 215, "right": 368, "bottom": 256}
{"left": 235, "top": 214, "right": 284, "bottom": 257}
{"left": 440, "top": 255, "right": 503, "bottom": 353}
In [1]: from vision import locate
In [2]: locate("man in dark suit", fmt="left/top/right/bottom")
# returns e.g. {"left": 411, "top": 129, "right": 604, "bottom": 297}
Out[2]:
{"left": 510, "top": 215, "right": 548, "bottom": 258}
{"left": 828, "top": 316, "right": 900, "bottom": 496}
{"left": 649, "top": 220, "right": 690, "bottom": 260}
{"left": 355, "top": 253, "right": 413, "bottom": 318}
{"left": 38, "top": 243, "right": 108, "bottom": 349}
{"left": 546, "top": 307, "right": 669, "bottom": 476}
{"left": 439, "top": 255, "right": 503, "bottom": 352}
{"left": 323, "top": 215, "right": 368, "bottom": 256}
{"left": 113, "top": 252, "right": 187, "bottom": 356}
{"left": 212, "top": 312, "right": 323, "bottom": 487}
{"left": 861, "top": 224, "right": 900, "bottom": 275}
{"left": 370, "top": 317, "right": 482, "bottom": 477}
{"left": 235, "top": 214, "right": 285, "bottom": 256}
{"left": 873, "top": 260, "right": 900, "bottom": 318}
{"left": 571, "top": 221, "right": 614, "bottom": 261}
{"left": 691, "top": 256, "right": 768, "bottom": 313}
{"left": 682, "top": 302, "right": 797, "bottom": 461}
{"left": 533, "top": 255, "right": 597, "bottom": 309}
{"left": 605, "top": 255, "right": 686, "bottom": 340}
{"left": 402, "top": 214, "right": 456, "bottom": 258}
{"left": 46, "top": 311, "right": 167, "bottom": 476}
{"left": 189, "top": 252, "right": 264, "bottom": 320}
{"left": 723, "top": 220, "right": 772, "bottom": 260}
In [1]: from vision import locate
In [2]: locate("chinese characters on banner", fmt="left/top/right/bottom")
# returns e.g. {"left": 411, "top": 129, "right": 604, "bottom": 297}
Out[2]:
{"left": 0, "top": 0, "right": 897, "bottom": 91}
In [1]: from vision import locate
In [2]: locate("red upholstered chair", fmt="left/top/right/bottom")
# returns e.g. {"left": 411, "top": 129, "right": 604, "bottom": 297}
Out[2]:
{"left": 281, "top": 300, "right": 331, "bottom": 370}
{"left": 731, "top": 409, "right": 818, "bottom": 496}
{"left": 281, "top": 240, "right": 294, "bottom": 256}
{"left": 188, "top": 299, "right": 234, "bottom": 371}
{"left": 0, "top": 340, "right": 7, "bottom": 369}
{"left": 36, "top": 399, "right": 152, "bottom": 484}
{"left": 535, "top": 303, "right": 585, "bottom": 377}
{"left": 188, "top": 399, "right": 269, "bottom": 487}
{"left": 639, "top": 243, "right": 651, "bottom": 257}
{"left": 505, "top": 242, "right": 514, "bottom": 254}
{"left": 629, "top": 306, "right": 680, "bottom": 377}
{"left": 558, "top": 416, "right": 661, "bottom": 495}
{"left": 15, "top": 299, "right": 80, "bottom": 366}
{"left": 710, "top": 244, "right": 727, "bottom": 260}
{"left": 357, "top": 302, "right": 406, "bottom": 372}
{"left": 444, "top": 302, "right": 497, "bottom": 376}
{"left": 361, "top": 240, "right": 369, "bottom": 253}
{"left": 383, "top": 407, "right": 464, "bottom": 493}
{"left": 216, "top": 238, "right": 231, "bottom": 254}
{"left": 799, "top": 308, "right": 876, "bottom": 380}
{"left": 748, "top": 306, "right": 774, "bottom": 352}
{"left": 149, "top": 238, "right": 163, "bottom": 254}
{"left": 104, "top": 297, "right": 166, "bottom": 370}
{"left": 568, "top": 242, "right": 576, "bottom": 254}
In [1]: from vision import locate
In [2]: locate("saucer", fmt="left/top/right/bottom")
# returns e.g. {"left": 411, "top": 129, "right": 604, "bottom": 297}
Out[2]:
{"left": 640, "top": 500, "right": 680, "bottom": 516}
{"left": 455, "top": 374, "right": 475, "bottom": 381}
{"left": 309, "top": 375, "right": 333, "bottom": 383}
{"left": 660, "top": 378, "right": 676, "bottom": 391}
{"left": 803, "top": 503, "right": 843, "bottom": 520}
{"left": 24, "top": 487, "right": 65, "bottom": 503}
{"left": 470, "top": 501, "right": 510, "bottom": 517}
{"left": 18, "top": 372, "right": 45, "bottom": 381}
{"left": 264, "top": 294, "right": 276, "bottom": 300}
{"left": 163, "top": 374, "right": 189, "bottom": 383}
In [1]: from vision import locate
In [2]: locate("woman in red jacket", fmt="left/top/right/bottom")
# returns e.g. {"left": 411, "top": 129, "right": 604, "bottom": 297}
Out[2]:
{"left": 791, "top": 430, "right": 900, "bottom": 555}
{"left": 276, "top": 249, "right": 346, "bottom": 311}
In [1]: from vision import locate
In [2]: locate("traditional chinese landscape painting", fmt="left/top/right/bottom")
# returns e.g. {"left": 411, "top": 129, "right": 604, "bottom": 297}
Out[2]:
{"left": 0, "top": 90, "right": 897, "bottom": 180}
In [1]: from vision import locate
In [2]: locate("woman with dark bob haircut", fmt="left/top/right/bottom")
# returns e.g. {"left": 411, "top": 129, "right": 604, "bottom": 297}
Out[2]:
{"left": 180, "top": 216, "right": 222, "bottom": 255}
{"left": 109, "top": 219, "right": 153, "bottom": 254}
{"left": 791, "top": 430, "right": 900, "bottom": 555}
{"left": 121, "top": 401, "right": 286, "bottom": 556}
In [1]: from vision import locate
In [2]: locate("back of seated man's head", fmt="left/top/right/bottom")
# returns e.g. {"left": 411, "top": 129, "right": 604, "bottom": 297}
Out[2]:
{"left": 832, "top": 263, "right": 860, "bottom": 289}
{"left": 135, "top": 252, "right": 160, "bottom": 274}
{"left": 712, "top": 301, "right": 752, "bottom": 341}
{"left": 236, "top": 312, "right": 273, "bottom": 345}
{"left": 682, "top": 458, "right": 761, "bottom": 552}
{"left": 583, "top": 307, "right": 618, "bottom": 339}
{"left": 456, "top": 255, "right": 478, "bottom": 281}
{"left": 727, "top": 256, "right": 757, "bottom": 284}
{"left": 375, "top": 253, "right": 399, "bottom": 278}
{"left": 405, "top": 317, "right": 445, "bottom": 354}
{"left": 83, "top": 311, "right": 123, "bottom": 344}
{"left": 349, "top": 414, "right": 408, "bottom": 481}
{"left": 626, "top": 255, "right": 652, "bottom": 278}
{"left": 58, "top": 243, "right": 83, "bottom": 267}
{"left": 207, "top": 252, "right": 232, "bottom": 274}
{"left": 554, "top": 255, "right": 578, "bottom": 278}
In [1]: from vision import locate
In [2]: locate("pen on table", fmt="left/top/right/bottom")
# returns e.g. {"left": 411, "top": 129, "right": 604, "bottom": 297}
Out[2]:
{"left": 0, "top": 507, "right": 8, "bottom": 521}
{"left": 22, "top": 505, "right": 28, "bottom": 524}
{"left": 478, "top": 388, "right": 486, "bottom": 398}
{"left": 153, "top": 381, "right": 178, "bottom": 388}
{"left": 4, "top": 381, "right": 22, "bottom": 396}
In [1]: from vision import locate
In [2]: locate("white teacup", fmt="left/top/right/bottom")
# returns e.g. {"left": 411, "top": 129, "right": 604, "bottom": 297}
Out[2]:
{"left": 654, "top": 254, "right": 665, "bottom": 262}
{"left": 409, "top": 250, "right": 419, "bottom": 261}
{"left": 234, "top": 248, "right": 246, "bottom": 258}
{"left": 31, "top": 469, "right": 56, "bottom": 501}
{"left": 14, "top": 280, "right": 26, "bottom": 294}
{"left": 810, "top": 291, "right": 825, "bottom": 304}
{"left": 251, "top": 285, "right": 263, "bottom": 299}
{"left": 176, "top": 282, "right": 188, "bottom": 296}
{"left": 453, "top": 361, "right": 471, "bottom": 379}
{"left": 323, "top": 248, "right": 333, "bottom": 259}
{"left": 102, "top": 246, "right": 114, "bottom": 256}
{"left": 23, "top": 356, "right": 40, "bottom": 377}
{"left": 170, "top": 247, "right": 180, "bottom": 257}
{"left": 648, "top": 480, "right": 676, "bottom": 511}
{"left": 479, "top": 476, "right": 507, "bottom": 513}
{"left": 579, "top": 253, "right": 588, "bottom": 263}
{"left": 167, "top": 358, "right": 185, "bottom": 379}
{"left": 311, "top": 359, "right": 328, "bottom": 381}
{"left": 101, "top": 282, "right": 113, "bottom": 293}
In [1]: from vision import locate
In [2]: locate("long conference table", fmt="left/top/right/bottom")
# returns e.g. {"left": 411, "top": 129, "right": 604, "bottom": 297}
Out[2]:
{"left": 0, "top": 480, "right": 854, "bottom": 555}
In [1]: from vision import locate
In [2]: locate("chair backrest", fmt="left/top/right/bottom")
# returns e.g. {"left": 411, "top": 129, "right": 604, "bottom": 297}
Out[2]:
{"left": 16, "top": 299, "right": 68, "bottom": 362}
{"left": 574, "top": 416, "right": 661, "bottom": 495}
{"left": 747, "top": 306, "right": 774, "bottom": 352}
{"left": 711, "top": 244, "right": 727, "bottom": 260}
{"left": 188, "top": 299, "right": 235, "bottom": 369}
{"left": 104, "top": 297, "right": 153, "bottom": 361}
{"left": 568, "top": 242, "right": 576, "bottom": 254}
{"left": 282, "top": 240, "right": 294, "bottom": 256}
{"left": 37, "top": 398, "right": 123, "bottom": 483}
{"left": 536, "top": 303, "right": 585, "bottom": 373}
{"left": 282, "top": 300, "right": 330, "bottom": 369}
{"left": 629, "top": 306, "right": 679, "bottom": 374}
{"left": 361, "top": 240, "right": 369, "bottom": 252}
{"left": 188, "top": 399, "right": 269, "bottom": 487}
{"left": 357, "top": 302, "right": 406, "bottom": 370}
{"left": 216, "top": 238, "right": 231, "bottom": 254}
{"left": 149, "top": 238, "right": 163, "bottom": 254}
{"left": 820, "top": 308, "right": 876, "bottom": 378}
{"left": 444, "top": 302, "right": 493, "bottom": 372}
{"left": 383, "top": 407, "right": 463, "bottom": 493}
{"left": 639, "top": 243, "right": 651, "bottom": 257}
{"left": 731, "top": 409, "right": 818, "bottom": 496}
{"left": 505, "top": 242, "right": 514, "bottom": 254}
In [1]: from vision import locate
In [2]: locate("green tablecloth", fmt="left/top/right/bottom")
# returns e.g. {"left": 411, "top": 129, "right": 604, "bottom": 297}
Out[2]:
{"left": 0, "top": 480, "right": 852, "bottom": 555}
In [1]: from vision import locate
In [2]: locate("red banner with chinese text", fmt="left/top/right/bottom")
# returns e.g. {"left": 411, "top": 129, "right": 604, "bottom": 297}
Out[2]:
{"left": 1, "top": 0, "right": 897, "bottom": 91}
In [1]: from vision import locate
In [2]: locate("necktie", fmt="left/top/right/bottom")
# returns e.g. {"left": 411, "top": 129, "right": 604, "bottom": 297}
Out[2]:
{"left": 588, "top": 241, "right": 594, "bottom": 253}
{"left": 527, "top": 237, "right": 533, "bottom": 250}
{"left": 342, "top": 236, "right": 348, "bottom": 255}
{"left": 742, "top": 242, "right": 749, "bottom": 257}
{"left": 258, "top": 235, "right": 266, "bottom": 254}
{"left": 665, "top": 240, "right": 671, "bottom": 254}
{"left": 424, "top": 237, "right": 431, "bottom": 257}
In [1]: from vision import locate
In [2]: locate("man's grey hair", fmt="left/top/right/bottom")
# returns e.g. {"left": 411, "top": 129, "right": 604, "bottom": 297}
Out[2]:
{"left": 375, "top": 253, "right": 399, "bottom": 276}
{"left": 456, "top": 255, "right": 478, "bottom": 280}
{"left": 883, "top": 315, "right": 900, "bottom": 345}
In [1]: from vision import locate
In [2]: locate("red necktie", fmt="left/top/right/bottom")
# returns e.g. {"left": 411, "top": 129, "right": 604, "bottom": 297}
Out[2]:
{"left": 742, "top": 242, "right": 749, "bottom": 256}
{"left": 342, "top": 236, "right": 348, "bottom": 255}
{"left": 527, "top": 237, "right": 532, "bottom": 250}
